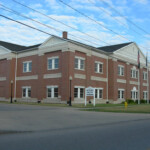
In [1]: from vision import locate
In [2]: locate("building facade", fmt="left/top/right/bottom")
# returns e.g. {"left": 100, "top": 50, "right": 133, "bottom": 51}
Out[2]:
{"left": 0, "top": 32, "right": 149, "bottom": 104}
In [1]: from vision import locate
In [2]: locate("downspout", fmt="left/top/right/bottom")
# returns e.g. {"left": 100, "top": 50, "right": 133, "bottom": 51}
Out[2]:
{"left": 107, "top": 56, "right": 108, "bottom": 103}
{"left": 14, "top": 53, "right": 18, "bottom": 100}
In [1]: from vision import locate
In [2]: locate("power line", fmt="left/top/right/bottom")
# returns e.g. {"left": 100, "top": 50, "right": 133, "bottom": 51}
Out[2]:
{"left": 59, "top": 0, "right": 131, "bottom": 42}
{"left": 100, "top": 0, "right": 150, "bottom": 36}
{"left": 87, "top": 0, "right": 150, "bottom": 41}
{"left": 0, "top": 10, "right": 102, "bottom": 46}
{"left": 11, "top": 0, "right": 110, "bottom": 46}
{"left": 58, "top": 0, "right": 150, "bottom": 51}
{"left": 2, "top": 0, "right": 150, "bottom": 51}
{"left": 0, "top": 14, "right": 148, "bottom": 64}
{"left": 0, "top": 14, "right": 52, "bottom": 36}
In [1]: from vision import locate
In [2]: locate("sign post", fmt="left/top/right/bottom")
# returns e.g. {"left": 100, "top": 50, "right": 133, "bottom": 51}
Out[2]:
{"left": 85, "top": 87, "right": 95, "bottom": 106}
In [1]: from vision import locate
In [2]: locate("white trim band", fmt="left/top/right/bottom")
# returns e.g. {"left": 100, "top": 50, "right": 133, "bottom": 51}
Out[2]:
{"left": 44, "top": 73, "right": 62, "bottom": 79}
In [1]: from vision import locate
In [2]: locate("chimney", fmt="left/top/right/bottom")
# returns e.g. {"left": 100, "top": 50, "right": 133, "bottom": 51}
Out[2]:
{"left": 62, "top": 31, "right": 68, "bottom": 39}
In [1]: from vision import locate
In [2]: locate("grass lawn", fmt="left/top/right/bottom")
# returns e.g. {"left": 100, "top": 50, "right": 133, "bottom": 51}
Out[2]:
{"left": 83, "top": 104, "right": 150, "bottom": 114}
{"left": 0, "top": 101, "right": 150, "bottom": 113}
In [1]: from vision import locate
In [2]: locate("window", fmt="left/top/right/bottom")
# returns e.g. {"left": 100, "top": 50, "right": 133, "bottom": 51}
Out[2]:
{"left": 118, "top": 89, "right": 124, "bottom": 99}
{"left": 95, "top": 88, "right": 103, "bottom": 99}
{"left": 118, "top": 65, "right": 124, "bottom": 76}
{"left": 47, "top": 86, "right": 58, "bottom": 98}
{"left": 48, "top": 57, "right": 59, "bottom": 70}
{"left": 74, "top": 87, "right": 84, "bottom": 98}
{"left": 22, "top": 87, "right": 31, "bottom": 98}
{"left": 74, "top": 57, "right": 85, "bottom": 70}
{"left": 131, "top": 91, "right": 138, "bottom": 100}
{"left": 143, "top": 91, "right": 147, "bottom": 100}
{"left": 143, "top": 72, "right": 147, "bottom": 80}
{"left": 131, "top": 69, "right": 138, "bottom": 78}
{"left": 23, "top": 61, "right": 32, "bottom": 72}
{"left": 95, "top": 62, "right": 103, "bottom": 73}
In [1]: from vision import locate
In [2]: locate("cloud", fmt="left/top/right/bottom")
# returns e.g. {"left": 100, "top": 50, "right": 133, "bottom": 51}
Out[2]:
{"left": 133, "top": 0, "right": 148, "bottom": 4}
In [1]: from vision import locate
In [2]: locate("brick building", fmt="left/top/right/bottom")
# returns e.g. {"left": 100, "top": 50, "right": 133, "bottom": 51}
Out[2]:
{"left": 0, "top": 32, "right": 149, "bottom": 104}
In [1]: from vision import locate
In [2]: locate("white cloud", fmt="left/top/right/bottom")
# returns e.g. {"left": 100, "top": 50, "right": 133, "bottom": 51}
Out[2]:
{"left": 133, "top": 0, "right": 148, "bottom": 4}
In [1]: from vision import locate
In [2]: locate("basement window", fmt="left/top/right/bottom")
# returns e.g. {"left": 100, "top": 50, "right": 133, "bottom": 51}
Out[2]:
{"left": 118, "top": 89, "right": 124, "bottom": 99}
{"left": 95, "top": 88, "right": 103, "bottom": 99}
{"left": 22, "top": 86, "right": 31, "bottom": 98}
{"left": 47, "top": 86, "right": 58, "bottom": 98}
{"left": 74, "top": 86, "right": 84, "bottom": 98}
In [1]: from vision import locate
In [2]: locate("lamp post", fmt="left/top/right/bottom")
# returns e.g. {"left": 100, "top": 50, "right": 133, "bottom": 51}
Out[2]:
{"left": 10, "top": 80, "right": 13, "bottom": 103}
{"left": 69, "top": 76, "right": 72, "bottom": 106}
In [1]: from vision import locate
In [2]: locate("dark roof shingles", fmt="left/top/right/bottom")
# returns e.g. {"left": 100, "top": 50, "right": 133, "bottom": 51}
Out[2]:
{"left": 98, "top": 42, "right": 133, "bottom": 53}
{"left": 0, "top": 41, "right": 41, "bottom": 52}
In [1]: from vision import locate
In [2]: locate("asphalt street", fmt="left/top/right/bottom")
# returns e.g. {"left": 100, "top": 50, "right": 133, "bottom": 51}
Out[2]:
{"left": 0, "top": 103, "right": 150, "bottom": 150}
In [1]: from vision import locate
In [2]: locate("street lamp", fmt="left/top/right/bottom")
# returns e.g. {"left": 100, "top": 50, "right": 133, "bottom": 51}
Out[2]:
{"left": 69, "top": 76, "right": 72, "bottom": 106}
{"left": 10, "top": 80, "right": 13, "bottom": 103}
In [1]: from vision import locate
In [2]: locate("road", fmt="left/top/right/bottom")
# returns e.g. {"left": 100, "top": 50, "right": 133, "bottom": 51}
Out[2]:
{"left": 0, "top": 103, "right": 150, "bottom": 150}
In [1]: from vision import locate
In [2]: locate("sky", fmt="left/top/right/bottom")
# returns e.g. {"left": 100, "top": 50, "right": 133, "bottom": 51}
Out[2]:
{"left": 0, "top": 0, "right": 150, "bottom": 55}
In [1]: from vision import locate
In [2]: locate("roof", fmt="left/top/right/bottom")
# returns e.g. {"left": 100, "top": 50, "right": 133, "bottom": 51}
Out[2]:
{"left": 0, "top": 41, "right": 41, "bottom": 52}
{"left": 52, "top": 35, "right": 107, "bottom": 54}
{"left": 0, "top": 38, "right": 133, "bottom": 54}
{"left": 98, "top": 42, "right": 133, "bottom": 53}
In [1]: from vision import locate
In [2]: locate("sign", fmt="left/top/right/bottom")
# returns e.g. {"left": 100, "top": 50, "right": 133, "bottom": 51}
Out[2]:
{"left": 85, "top": 87, "right": 95, "bottom": 106}
{"left": 86, "top": 87, "right": 95, "bottom": 96}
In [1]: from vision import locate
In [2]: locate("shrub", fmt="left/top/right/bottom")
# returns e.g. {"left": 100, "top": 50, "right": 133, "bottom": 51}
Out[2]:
{"left": 126, "top": 99, "right": 135, "bottom": 104}
{"left": 140, "top": 99, "right": 147, "bottom": 104}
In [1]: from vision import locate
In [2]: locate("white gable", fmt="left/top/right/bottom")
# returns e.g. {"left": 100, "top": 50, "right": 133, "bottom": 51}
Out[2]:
{"left": 0, "top": 46, "right": 11, "bottom": 55}
{"left": 40, "top": 36, "right": 66, "bottom": 48}
{"left": 114, "top": 43, "right": 146, "bottom": 65}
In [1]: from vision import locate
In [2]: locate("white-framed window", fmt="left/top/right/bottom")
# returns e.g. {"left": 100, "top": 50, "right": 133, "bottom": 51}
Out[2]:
{"left": 74, "top": 86, "right": 84, "bottom": 98}
{"left": 118, "top": 65, "right": 124, "bottom": 76}
{"left": 74, "top": 57, "right": 85, "bottom": 70}
{"left": 143, "top": 91, "right": 147, "bottom": 100}
{"left": 47, "top": 86, "right": 58, "bottom": 98}
{"left": 131, "top": 91, "right": 138, "bottom": 100}
{"left": 22, "top": 86, "right": 31, "bottom": 98}
{"left": 95, "top": 88, "right": 103, "bottom": 99}
{"left": 23, "top": 61, "right": 32, "bottom": 72}
{"left": 131, "top": 69, "right": 138, "bottom": 78}
{"left": 48, "top": 57, "right": 59, "bottom": 70}
{"left": 118, "top": 89, "right": 124, "bottom": 99}
{"left": 95, "top": 61, "right": 103, "bottom": 73}
{"left": 143, "top": 71, "right": 147, "bottom": 80}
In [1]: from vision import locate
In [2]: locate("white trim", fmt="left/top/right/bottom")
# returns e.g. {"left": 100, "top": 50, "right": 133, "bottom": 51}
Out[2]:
{"left": 0, "top": 77, "right": 6, "bottom": 81}
{"left": 74, "top": 86, "right": 85, "bottom": 88}
{"left": 130, "top": 81, "right": 139, "bottom": 85}
{"left": 117, "top": 79, "right": 126, "bottom": 83}
{"left": 143, "top": 83, "right": 148, "bottom": 86}
{"left": 43, "top": 73, "right": 62, "bottom": 79}
{"left": 48, "top": 56, "right": 59, "bottom": 59}
{"left": 91, "top": 76, "right": 107, "bottom": 82}
{"left": 75, "top": 56, "right": 85, "bottom": 60}
{"left": 47, "top": 85, "right": 58, "bottom": 88}
{"left": 74, "top": 74, "right": 86, "bottom": 79}
{"left": 16, "top": 75, "right": 38, "bottom": 81}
